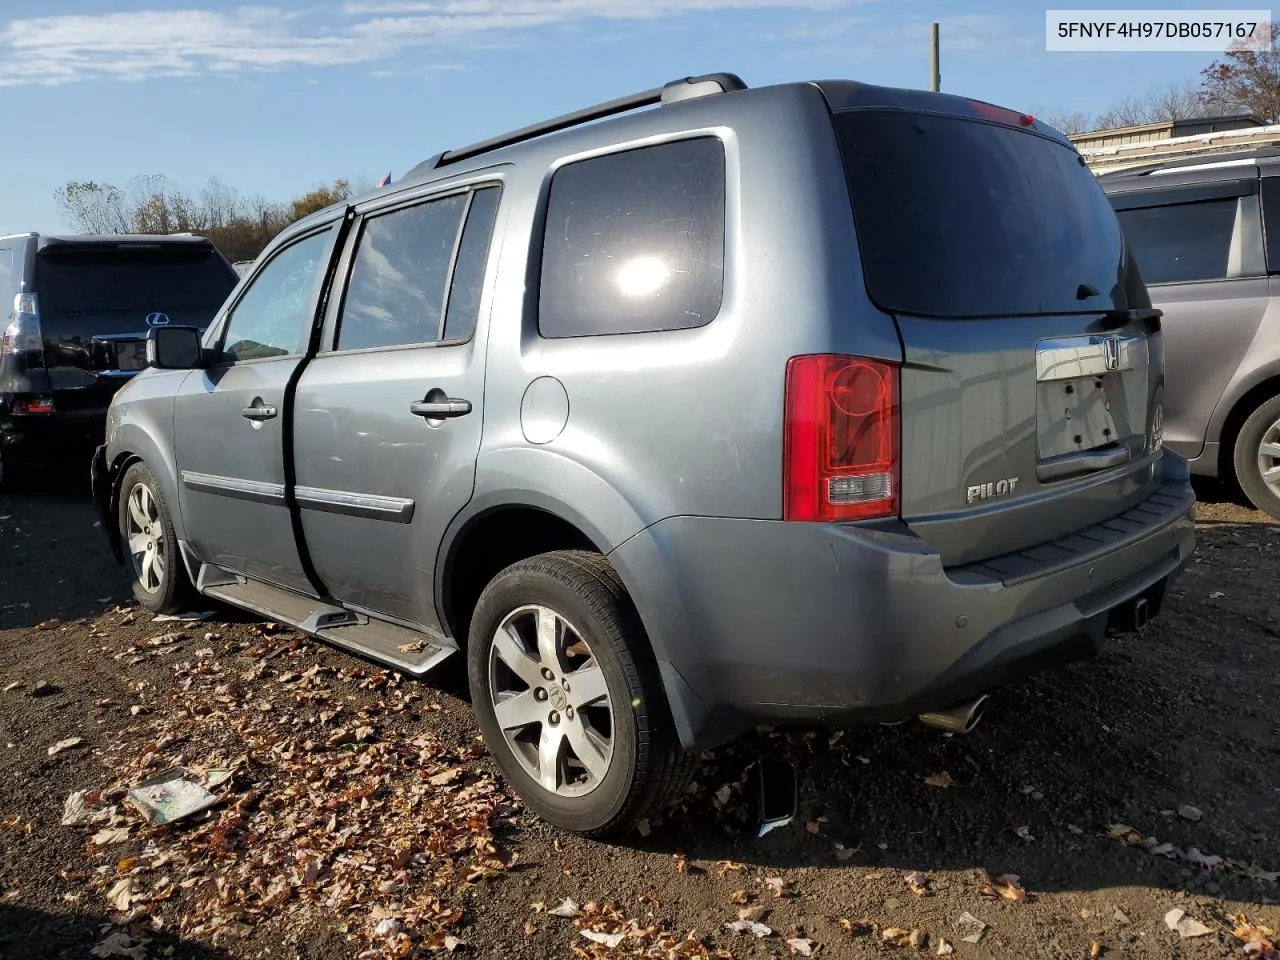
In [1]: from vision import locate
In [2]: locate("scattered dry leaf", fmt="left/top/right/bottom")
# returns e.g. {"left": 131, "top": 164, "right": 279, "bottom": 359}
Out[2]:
{"left": 905, "top": 871, "right": 930, "bottom": 896}
{"left": 787, "top": 937, "right": 815, "bottom": 956}
{"left": 979, "top": 873, "right": 1027, "bottom": 902}
{"left": 924, "top": 771, "right": 954, "bottom": 788}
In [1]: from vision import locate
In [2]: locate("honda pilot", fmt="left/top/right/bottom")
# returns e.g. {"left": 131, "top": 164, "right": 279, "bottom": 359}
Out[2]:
{"left": 0, "top": 233, "right": 238, "bottom": 487}
{"left": 91, "top": 74, "right": 1195, "bottom": 838}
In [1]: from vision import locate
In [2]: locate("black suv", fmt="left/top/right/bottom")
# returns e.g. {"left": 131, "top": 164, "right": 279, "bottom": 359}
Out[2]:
{"left": 0, "top": 233, "right": 239, "bottom": 486}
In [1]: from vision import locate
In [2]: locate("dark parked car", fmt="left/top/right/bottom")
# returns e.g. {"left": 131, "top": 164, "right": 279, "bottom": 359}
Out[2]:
{"left": 1099, "top": 153, "right": 1280, "bottom": 517}
{"left": 93, "top": 73, "right": 1194, "bottom": 837}
{"left": 0, "top": 233, "right": 239, "bottom": 487}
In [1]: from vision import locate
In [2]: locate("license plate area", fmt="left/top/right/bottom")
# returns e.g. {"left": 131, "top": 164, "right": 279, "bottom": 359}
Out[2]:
{"left": 1036, "top": 335, "right": 1149, "bottom": 461}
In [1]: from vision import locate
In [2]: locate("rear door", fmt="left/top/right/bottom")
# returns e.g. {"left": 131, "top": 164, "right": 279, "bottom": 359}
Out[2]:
{"left": 1107, "top": 176, "right": 1268, "bottom": 462}
{"left": 291, "top": 183, "right": 501, "bottom": 631}
{"left": 172, "top": 222, "right": 340, "bottom": 594}
{"left": 34, "top": 241, "right": 238, "bottom": 411}
{"left": 833, "top": 105, "right": 1164, "bottom": 566}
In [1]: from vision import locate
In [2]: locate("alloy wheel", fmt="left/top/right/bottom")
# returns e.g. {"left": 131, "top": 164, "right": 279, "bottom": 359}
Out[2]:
{"left": 487, "top": 604, "right": 615, "bottom": 798}
{"left": 1257, "top": 416, "right": 1280, "bottom": 500}
{"left": 125, "top": 483, "right": 166, "bottom": 594}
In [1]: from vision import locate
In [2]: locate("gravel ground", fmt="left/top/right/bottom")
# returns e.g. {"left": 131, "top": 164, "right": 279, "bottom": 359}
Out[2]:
{"left": 1, "top": 468, "right": 1277, "bottom": 960}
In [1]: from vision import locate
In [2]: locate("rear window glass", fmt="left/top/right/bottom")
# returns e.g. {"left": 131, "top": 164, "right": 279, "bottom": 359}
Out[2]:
{"left": 1115, "top": 199, "right": 1237, "bottom": 284}
{"left": 835, "top": 110, "right": 1126, "bottom": 319}
{"left": 35, "top": 244, "right": 238, "bottom": 315}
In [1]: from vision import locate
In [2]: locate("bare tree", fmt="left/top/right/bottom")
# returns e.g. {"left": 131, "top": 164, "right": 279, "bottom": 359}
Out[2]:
{"left": 55, "top": 182, "right": 131, "bottom": 235}
{"left": 1037, "top": 109, "right": 1094, "bottom": 135}
{"left": 1202, "top": 22, "right": 1280, "bottom": 122}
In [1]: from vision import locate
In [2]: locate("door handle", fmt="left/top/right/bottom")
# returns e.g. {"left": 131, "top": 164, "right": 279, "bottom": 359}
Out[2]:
{"left": 242, "top": 401, "right": 278, "bottom": 421}
{"left": 409, "top": 398, "right": 472, "bottom": 419}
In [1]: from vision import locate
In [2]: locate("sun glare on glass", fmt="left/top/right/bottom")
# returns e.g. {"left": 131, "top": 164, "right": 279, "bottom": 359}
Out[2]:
{"left": 615, "top": 256, "right": 669, "bottom": 297}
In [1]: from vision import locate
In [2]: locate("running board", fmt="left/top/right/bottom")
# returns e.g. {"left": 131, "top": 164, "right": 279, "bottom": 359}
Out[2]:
{"left": 195, "top": 568, "right": 456, "bottom": 676}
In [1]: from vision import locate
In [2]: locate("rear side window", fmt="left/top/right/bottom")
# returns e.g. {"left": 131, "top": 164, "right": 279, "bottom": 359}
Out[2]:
{"left": 443, "top": 187, "right": 501, "bottom": 342}
{"left": 1115, "top": 199, "right": 1237, "bottom": 284}
{"left": 539, "top": 137, "right": 726, "bottom": 338}
{"left": 835, "top": 110, "right": 1126, "bottom": 318}
{"left": 35, "top": 244, "right": 237, "bottom": 315}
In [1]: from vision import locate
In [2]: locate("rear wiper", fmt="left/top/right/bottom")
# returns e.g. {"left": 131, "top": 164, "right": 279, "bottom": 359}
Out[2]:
{"left": 1097, "top": 306, "right": 1162, "bottom": 330}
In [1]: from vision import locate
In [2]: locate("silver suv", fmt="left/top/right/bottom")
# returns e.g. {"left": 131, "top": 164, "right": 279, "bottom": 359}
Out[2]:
{"left": 91, "top": 73, "right": 1196, "bottom": 837}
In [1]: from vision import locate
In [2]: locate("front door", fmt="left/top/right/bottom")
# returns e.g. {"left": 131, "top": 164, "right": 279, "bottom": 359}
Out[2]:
{"left": 292, "top": 184, "right": 502, "bottom": 631}
{"left": 173, "top": 222, "right": 340, "bottom": 594}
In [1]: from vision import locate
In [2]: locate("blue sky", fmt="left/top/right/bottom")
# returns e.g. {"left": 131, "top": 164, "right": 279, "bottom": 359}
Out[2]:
{"left": 0, "top": 0, "right": 1231, "bottom": 235}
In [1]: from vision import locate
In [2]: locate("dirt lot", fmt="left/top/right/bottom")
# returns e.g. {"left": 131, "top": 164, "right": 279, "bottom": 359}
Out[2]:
{"left": 1, "top": 467, "right": 1277, "bottom": 960}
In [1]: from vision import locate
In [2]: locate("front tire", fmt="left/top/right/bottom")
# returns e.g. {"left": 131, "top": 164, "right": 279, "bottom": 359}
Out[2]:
{"left": 118, "top": 462, "right": 198, "bottom": 614}
{"left": 1233, "top": 395, "right": 1280, "bottom": 519}
{"left": 467, "top": 550, "right": 696, "bottom": 838}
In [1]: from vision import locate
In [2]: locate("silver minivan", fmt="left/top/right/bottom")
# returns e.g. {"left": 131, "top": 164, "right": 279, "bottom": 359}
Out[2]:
{"left": 1101, "top": 151, "right": 1280, "bottom": 517}
{"left": 92, "top": 73, "right": 1195, "bottom": 837}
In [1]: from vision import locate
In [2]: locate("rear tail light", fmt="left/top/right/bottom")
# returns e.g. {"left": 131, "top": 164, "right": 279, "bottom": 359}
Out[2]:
{"left": 784, "top": 354, "right": 900, "bottom": 522}
{"left": 1, "top": 293, "right": 44, "bottom": 361}
{"left": 12, "top": 396, "right": 54, "bottom": 415}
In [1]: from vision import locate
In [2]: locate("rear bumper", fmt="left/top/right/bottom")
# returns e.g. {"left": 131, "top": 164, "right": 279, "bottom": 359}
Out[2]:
{"left": 611, "top": 453, "right": 1196, "bottom": 750}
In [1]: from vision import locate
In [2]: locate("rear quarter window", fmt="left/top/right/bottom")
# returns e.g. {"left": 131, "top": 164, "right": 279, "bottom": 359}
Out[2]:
{"left": 36, "top": 244, "right": 237, "bottom": 314}
{"left": 1115, "top": 199, "right": 1237, "bottom": 284}
{"left": 538, "top": 136, "right": 726, "bottom": 338}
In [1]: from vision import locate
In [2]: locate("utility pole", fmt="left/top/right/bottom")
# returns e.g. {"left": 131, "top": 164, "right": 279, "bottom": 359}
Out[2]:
{"left": 930, "top": 22, "right": 941, "bottom": 92}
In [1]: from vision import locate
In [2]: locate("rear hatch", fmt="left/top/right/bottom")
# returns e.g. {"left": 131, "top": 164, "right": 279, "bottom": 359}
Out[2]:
{"left": 833, "top": 102, "right": 1165, "bottom": 567}
{"left": 35, "top": 240, "right": 237, "bottom": 406}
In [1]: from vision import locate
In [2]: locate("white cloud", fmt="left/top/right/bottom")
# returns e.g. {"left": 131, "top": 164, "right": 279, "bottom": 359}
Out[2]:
{"left": 0, "top": 0, "right": 866, "bottom": 86}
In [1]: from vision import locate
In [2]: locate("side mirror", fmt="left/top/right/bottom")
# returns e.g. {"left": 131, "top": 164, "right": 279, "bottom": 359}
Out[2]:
{"left": 147, "top": 326, "right": 204, "bottom": 370}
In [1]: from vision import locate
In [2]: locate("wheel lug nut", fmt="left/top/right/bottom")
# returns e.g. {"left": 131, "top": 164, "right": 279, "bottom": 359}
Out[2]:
{"left": 565, "top": 706, "right": 574, "bottom": 719}
{"left": 534, "top": 688, "right": 548, "bottom": 701}
{"left": 541, "top": 668, "right": 554, "bottom": 681}
{"left": 561, "top": 678, "right": 570, "bottom": 690}
{"left": 548, "top": 711, "right": 559, "bottom": 725}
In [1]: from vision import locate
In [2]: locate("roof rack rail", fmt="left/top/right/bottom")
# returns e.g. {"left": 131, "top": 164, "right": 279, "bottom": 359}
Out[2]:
{"left": 432, "top": 72, "right": 746, "bottom": 170}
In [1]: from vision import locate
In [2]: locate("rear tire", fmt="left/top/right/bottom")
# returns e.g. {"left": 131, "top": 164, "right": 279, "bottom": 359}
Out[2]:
{"left": 118, "top": 461, "right": 199, "bottom": 614}
{"left": 467, "top": 550, "right": 696, "bottom": 838}
{"left": 1233, "top": 394, "right": 1280, "bottom": 520}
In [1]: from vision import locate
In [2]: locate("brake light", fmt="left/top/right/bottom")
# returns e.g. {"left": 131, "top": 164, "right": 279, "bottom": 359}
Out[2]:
{"left": 1, "top": 293, "right": 44, "bottom": 361}
{"left": 968, "top": 100, "right": 1035, "bottom": 128}
{"left": 784, "top": 355, "right": 900, "bottom": 522}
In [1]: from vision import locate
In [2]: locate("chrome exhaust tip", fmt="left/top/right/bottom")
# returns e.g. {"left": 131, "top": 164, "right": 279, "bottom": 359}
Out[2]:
{"left": 919, "top": 695, "right": 989, "bottom": 734}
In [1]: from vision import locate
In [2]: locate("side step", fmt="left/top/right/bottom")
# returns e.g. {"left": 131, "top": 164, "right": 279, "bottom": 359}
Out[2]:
{"left": 196, "top": 567, "right": 455, "bottom": 676}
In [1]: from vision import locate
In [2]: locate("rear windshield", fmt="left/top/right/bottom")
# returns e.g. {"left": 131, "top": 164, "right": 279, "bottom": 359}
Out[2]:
{"left": 35, "top": 244, "right": 238, "bottom": 314}
{"left": 835, "top": 110, "right": 1128, "bottom": 319}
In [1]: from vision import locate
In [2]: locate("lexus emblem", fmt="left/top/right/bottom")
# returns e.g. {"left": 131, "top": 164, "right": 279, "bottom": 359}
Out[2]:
{"left": 1102, "top": 336, "right": 1121, "bottom": 371}
{"left": 145, "top": 312, "right": 170, "bottom": 327}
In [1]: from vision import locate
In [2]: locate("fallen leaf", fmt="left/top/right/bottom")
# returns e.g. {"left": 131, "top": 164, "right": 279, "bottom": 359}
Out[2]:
{"left": 726, "top": 920, "right": 774, "bottom": 939}
{"left": 1105, "top": 823, "right": 1143, "bottom": 845}
{"left": 730, "top": 889, "right": 752, "bottom": 905}
{"left": 2, "top": 681, "right": 21, "bottom": 693}
{"left": 936, "top": 940, "right": 954, "bottom": 956}
{"left": 1164, "top": 908, "right": 1213, "bottom": 939}
{"left": 398, "top": 641, "right": 426, "bottom": 653}
{"left": 1114, "top": 909, "right": 1130, "bottom": 924}
{"left": 806, "top": 821, "right": 822, "bottom": 836}
{"left": 786, "top": 937, "right": 815, "bottom": 956}
{"left": 548, "top": 898, "right": 581, "bottom": 918}
{"left": 883, "top": 928, "right": 914, "bottom": 947}
{"left": 717, "top": 860, "right": 747, "bottom": 876}
{"left": 443, "top": 935, "right": 465, "bottom": 953}
{"left": 738, "top": 905, "right": 769, "bottom": 923}
{"left": 957, "top": 911, "right": 987, "bottom": 944}
{"left": 763, "top": 877, "right": 789, "bottom": 898}
{"left": 836, "top": 918, "right": 871, "bottom": 937}
{"left": 429, "top": 768, "right": 461, "bottom": 787}
{"left": 905, "top": 871, "right": 930, "bottom": 896}
{"left": 979, "top": 873, "right": 1027, "bottom": 902}
{"left": 91, "top": 827, "right": 132, "bottom": 847}
{"left": 90, "top": 931, "right": 147, "bottom": 959}
{"left": 47, "top": 737, "right": 85, "bottom": 757}
{"left": 674, "top": 853, "right": 690, "bottom": 873}
{"left": 833, "top": 843, "right": 858, "bottom": 862}
{"left": 1090, "top": 941, "right": 1104, "bottom": 958}
{"left": 1014, "top": 825, "right": 1034, "bottom": 842}
{"left": 636, "top": 819, "right": 652, "bottom": 838}
{"left": 105, "top": 878, "right": 133, "bottom": 912}
{"left": 924, "top": 771, "right": 954, "bottom": 788}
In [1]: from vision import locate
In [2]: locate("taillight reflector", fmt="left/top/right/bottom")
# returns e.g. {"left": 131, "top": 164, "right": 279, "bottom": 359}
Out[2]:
{"left": 784, "top": 354, "right": 900, "bottom": 522}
